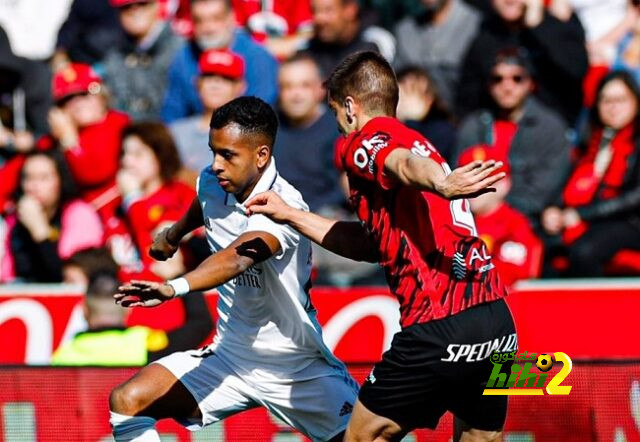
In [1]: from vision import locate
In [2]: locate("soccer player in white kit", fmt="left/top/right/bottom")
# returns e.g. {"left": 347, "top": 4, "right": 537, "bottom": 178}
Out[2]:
{"left": 110, "top": 97, "right": 359, "bottom": 442}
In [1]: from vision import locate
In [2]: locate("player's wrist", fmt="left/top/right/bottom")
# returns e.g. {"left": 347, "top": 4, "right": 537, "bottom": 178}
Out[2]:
{"left": 166, "top": 277, "right": 189, "bottom": 298}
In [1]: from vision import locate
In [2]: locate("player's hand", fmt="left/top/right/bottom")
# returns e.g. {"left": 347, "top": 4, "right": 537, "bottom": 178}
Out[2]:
{"left": 150, "top": 227, "right": 181, "bottom": 261}
{"left": 436, "top": 160, "right": 505, "bottom": 199}
{"left": 244, "top": 191, "right": 295, "bottom": 223}
{"left": 114, "top": 280, "right": 175, "bottom": 308}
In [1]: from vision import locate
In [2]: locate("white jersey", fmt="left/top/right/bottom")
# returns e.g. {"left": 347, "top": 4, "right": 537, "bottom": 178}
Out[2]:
{"left": 197, "top": 159, "right": 341, "bottom": 375}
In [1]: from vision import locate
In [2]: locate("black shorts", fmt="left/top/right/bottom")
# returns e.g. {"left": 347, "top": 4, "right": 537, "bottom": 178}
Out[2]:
{"left": 358, "top": 299, "right": 517, "bottom": 431}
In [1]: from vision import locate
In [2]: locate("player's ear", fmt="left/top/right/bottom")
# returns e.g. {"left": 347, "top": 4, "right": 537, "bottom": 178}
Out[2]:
{"left": 345, "top": 97, "right": 355, "bottom": 124}
{"left": 256, "top": 144, "right": 270, "bottom": 168}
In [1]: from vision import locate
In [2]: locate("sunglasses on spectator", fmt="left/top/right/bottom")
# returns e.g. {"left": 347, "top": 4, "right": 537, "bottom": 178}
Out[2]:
{"left": 490, "top": 74, "right": 528, "bottom": 85}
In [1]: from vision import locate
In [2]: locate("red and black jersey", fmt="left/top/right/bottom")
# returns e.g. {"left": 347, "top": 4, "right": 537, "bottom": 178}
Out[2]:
{"left": 337, "top": 117, "right": 508, "bottom": 328}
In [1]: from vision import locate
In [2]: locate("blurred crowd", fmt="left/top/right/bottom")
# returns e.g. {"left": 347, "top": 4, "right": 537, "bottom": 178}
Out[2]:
{"left": 1, "top": 0, "right": 640, "bottom": 291}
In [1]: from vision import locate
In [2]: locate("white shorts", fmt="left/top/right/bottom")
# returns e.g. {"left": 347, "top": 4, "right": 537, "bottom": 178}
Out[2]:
{"left": 154, "top": 347, "right": 359, "bottom": 441}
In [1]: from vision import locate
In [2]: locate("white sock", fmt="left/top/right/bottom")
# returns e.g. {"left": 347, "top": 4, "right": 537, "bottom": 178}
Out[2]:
{"left": 110, "top": 411, "right": 160, "bottom": 442}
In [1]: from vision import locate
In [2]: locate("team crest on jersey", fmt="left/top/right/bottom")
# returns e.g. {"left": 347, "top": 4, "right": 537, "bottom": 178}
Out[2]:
{"left": 353, "top": 131, "right": 391, "bottom": 173}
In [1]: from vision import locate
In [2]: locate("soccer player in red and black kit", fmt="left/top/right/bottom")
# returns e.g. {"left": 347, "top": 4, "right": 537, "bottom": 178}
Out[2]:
{"left": 246, "top": 51, "right": 517, "bottom": 442}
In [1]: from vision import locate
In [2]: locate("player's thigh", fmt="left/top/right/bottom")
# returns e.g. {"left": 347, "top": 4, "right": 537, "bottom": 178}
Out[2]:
{"left": 256, "top": 360, "right": 359, "bottom": 441}
{"left": 110, "top": 362, "right": 200, "bottom": 420}
{"left": 344, "top": 399, "right": 407, "bottom": 442}
{"left": 155, "top": 349, "right": 260, "bottom": 429}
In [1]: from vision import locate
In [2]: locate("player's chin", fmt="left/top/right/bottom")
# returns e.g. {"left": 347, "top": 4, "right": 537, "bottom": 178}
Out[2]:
{"left": 217, "top": 179, "right": 234, "bottom": 192}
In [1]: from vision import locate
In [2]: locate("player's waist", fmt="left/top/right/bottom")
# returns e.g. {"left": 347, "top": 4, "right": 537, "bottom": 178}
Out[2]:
{"left": 398, "top": 293, "right": 509, "bottom": 329}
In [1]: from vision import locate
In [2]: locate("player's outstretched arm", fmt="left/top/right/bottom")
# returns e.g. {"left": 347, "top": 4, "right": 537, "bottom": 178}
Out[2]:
{"left": 150, "top": 197, "right": 204, "bottom": 261}
{"left": 245, "top": 191, "right": 379, "bottom": 262}
{"left": 383, "top": 149, "right": 506, "bottom": 199}
{"left": 115, "top": 231, "right": 281, "bottom": 307}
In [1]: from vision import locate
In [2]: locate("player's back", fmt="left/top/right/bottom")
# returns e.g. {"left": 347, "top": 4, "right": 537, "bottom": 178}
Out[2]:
{"left": 338, "top": 117, "right": 508, "bottom": 328}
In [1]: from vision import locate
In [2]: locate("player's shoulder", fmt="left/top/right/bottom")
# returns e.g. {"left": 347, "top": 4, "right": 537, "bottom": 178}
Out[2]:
{"left": 271, "top": 172, "right": 309, "bottom": 212}
{"left": 355, "top": 117, "right": 426, "bottom": 148}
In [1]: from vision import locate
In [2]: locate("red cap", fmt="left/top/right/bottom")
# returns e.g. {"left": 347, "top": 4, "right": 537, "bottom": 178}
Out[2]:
{"left": 109, "top": 0, "right": 154, "bottom": 8}
{"left": 198, "top": 50, "right": 245, "bottom": 80}
{"left": 458, "top": 145, "right": 511, "bottom": 176}
{"left": 52, "top": 63, "right": 102, "bottom": 102}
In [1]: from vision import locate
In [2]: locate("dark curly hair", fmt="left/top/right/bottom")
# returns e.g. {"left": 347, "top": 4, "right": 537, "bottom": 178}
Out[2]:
{"left": 210, "top": 96, "right": 278, "bottom": 149}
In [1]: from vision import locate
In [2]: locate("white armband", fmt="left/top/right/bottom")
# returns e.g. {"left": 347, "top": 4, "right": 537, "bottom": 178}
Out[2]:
{"left": 166, "top": 277, "right": 190, "bottom": 297}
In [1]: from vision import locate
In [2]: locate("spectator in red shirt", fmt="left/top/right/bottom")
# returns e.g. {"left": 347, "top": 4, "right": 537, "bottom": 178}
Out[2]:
{"left": 231, "top": 0, "right": 314, "bottom": 60}
{"left": 117, "top": 121, "right": 199, "bottom": 280}
{"left": 38, "top": 63, "right": 130, "bottom": 223}
{"left": 459, "top": 146, "right": 543, "bottom": 286}
{"left": 1, "top": 150, "right": 103, "bottom": 282}
{"left": 541, "top": 70, "right": 640, "bottom": 276}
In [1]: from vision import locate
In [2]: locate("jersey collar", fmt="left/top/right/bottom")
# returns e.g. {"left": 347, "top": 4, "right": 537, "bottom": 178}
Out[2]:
{"left": 224, "top": 158, "right": 278, "bottom": 208}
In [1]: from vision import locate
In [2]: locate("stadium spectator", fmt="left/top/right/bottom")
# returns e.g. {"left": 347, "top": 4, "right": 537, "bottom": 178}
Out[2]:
{"left": 396, "top": 66, "right": 457, "bottom": 162}
{"left": 304, "top": 0, "right": 396, "bottom": 78}
{"left": 459, "top": 147, "right": 543, "bottom": 286}
{"left": 275, "top": 53, "right": 382, "bottom": 286}
{"left": 103, "top": 0, "right": 183, "bottom": 120}
{"left": 0, "top": 150, "right": 103, "bottom": 283}
{"left": 550, "top": 0, "right": 635, "bottom": 66}
{"left": 62, "top": 247, "right": 120, "bottom": 287}
{"left": 0, "top": 0, "right": 72, "bottom": 61}
{"left": 275, "top": 54, "right": 345, "bottom": 212}
{"left": 0, "top": 26, "right": 51, "bottom": 137}
{"left": 161, "top": 0, "right": 279, "bottom": 122}
{"left": 454, "top": 48, "right": 572, "bottom": 221}
{"left": 170, "top": 49, "right": 246, "bottom": 185}
{"left": 52, "top": 273, "right": 214, "bottom": 366}
{"left": 359, "top": 0, "right": 421, "bottom": 30}
{"left": 118, "top": 121, "right": 199, "bottom": 280}
{"left": 37, "top": 63, "right": 129, "bottom": 223}
{"left": 394, "top": 0, "right": 482, "bottom": 112}
{"left": 456, "top": 0, "right": 589, "bottom": 125}
{"left": 53, "top": 0, "right": 126, "bottom": 68}
{"left": 0, "top": 38, "right": 36, "bottom": 214}
{"left": 541, "top": 71, "right": 640, "bottom": 276}
{"left": 231, "top": 0, "right": 314, "bottom": 60}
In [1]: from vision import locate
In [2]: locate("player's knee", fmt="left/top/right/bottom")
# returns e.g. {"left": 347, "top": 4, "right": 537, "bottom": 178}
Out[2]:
{"left": 109, "top": 382, "right": 148, "bottom": 415}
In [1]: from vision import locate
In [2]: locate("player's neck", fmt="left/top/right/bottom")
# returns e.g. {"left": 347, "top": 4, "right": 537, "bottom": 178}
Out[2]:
{"left": 356, "top": 112, "right": 390, "bottom": 131}
{"left": 235, "top": 161, "right": 271, "bottom": 203}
